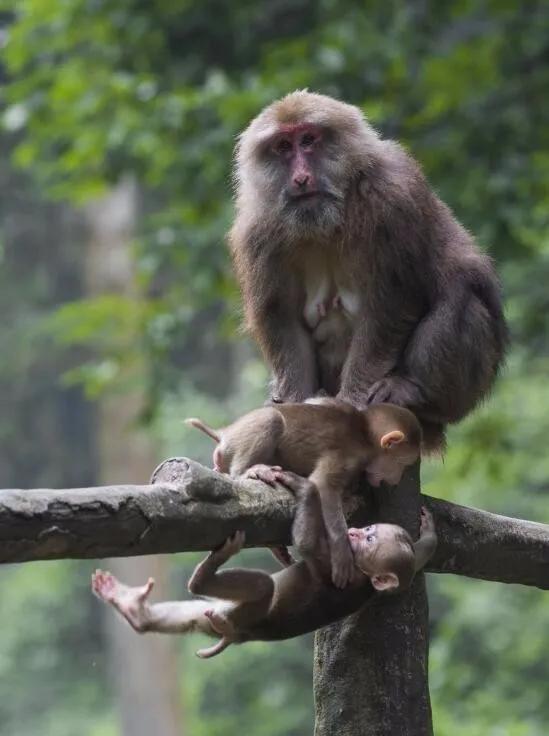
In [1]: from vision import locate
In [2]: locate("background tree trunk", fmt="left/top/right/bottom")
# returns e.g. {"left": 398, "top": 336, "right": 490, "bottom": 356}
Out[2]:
{"left": 85, "top": 180, "right": 184, "bottom": 736}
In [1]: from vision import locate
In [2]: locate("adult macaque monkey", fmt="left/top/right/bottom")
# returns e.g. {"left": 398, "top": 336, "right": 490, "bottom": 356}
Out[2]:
{"left": 93, "top": 480, "right": 437, "bottom": 658}
{"left": 229, "top": 91, "right": 508, "bottom": 450}
{"left": 187, "top": 401, "right": 421, "bottom": 587}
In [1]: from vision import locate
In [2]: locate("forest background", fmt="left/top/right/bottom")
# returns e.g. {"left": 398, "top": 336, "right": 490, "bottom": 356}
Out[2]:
{"left": 1, "top": 2, "right": 548, "bottom": 735}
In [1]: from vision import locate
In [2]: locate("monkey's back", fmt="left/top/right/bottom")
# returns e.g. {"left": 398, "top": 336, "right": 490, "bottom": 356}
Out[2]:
{"left": 274, "top": 403, "right": 368, "bottom": 476}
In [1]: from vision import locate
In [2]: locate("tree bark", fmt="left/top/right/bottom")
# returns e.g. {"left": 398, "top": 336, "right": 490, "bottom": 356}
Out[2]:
{"left": 1, "top": 457, "right": 548, "bottom": 590}
{"left": 315, "top": 464, "right": 432, "bottom": 736}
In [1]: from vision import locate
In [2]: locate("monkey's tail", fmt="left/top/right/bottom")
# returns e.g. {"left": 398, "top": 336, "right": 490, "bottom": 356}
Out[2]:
{"left": 196, "top": 636, "right": 233, "bottom": 659}
{"left": 185, "top": 417, "right": 220, "bottom": 443}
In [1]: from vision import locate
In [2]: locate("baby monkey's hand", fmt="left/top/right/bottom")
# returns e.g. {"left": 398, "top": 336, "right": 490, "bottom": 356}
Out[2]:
{"left": 419, "top": 506, "right": 435, "bottom": 536}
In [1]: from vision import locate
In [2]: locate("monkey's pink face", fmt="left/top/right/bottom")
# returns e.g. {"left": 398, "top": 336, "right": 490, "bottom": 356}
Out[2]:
{"left": 265, "top": 122, "right": 345, "bottom": 228}
{"left": 270, "top": 123, "right": 323, "bottom": 199}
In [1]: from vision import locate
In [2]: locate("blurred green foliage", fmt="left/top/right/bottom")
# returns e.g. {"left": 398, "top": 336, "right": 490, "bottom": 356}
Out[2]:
{"left": 1, "top": 1, "right": 549, "bottom": 734}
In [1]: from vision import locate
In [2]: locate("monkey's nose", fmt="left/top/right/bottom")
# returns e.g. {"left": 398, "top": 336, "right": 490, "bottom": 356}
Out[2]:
{"left": 294, "top": 174, "right": 310, "bottom": 188}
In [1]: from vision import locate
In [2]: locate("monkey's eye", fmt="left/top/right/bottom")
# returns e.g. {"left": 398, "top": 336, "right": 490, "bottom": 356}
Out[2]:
{"left": 366, "top": 534, "right": 375, "bottom": 543}
{"left": 274, "top": 139, "right": 292, "bottom": 155}
{"left": 300, "top": 133, "right": 316, "bottom": 147}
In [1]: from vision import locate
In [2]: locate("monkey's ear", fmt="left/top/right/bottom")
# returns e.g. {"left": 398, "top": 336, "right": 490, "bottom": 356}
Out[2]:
{"left": 370, "top": 572, "right": 399, "bottom": 592}
{"left": 380, "top": 430, "right": 405, "bottom": 449}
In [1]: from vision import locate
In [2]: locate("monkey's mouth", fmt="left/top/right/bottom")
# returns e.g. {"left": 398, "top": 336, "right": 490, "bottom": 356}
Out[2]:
{"left": 289, "top": 191, "right": 324, "bottom": 203}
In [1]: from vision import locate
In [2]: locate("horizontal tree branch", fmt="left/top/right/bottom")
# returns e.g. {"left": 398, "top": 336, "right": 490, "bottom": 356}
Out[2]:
{"left": 0, "top": 457, "right": 547, "bottom": 590}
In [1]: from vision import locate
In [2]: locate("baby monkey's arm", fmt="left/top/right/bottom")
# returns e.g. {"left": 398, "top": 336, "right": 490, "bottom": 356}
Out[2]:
{"left": 308, "top": 456, "right": 356, "bottom": 589}
{"left": 413, "top": 506, "right": 438, "bottom": 571}
{"left": 274, "top": 470, "right": 332, "bottom": 580}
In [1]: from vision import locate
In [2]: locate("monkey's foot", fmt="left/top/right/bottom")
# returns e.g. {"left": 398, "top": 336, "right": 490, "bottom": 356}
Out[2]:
{"left": 273, "top": 470, "right": 315, "bottom": 497}
{"left": 331, "top": 542, "right": 356, "bottom": 589}
{"left": 366, "top": 376, "right": 423, "bottom": 407}
{"left": 91, "top": 570, "right": 154, "bottom": 633}
{"left": 211, "top": 531, "right": 246, "bottom": 563}
{"left": 270, "top": 545, "right": 296, "bottom": 568}
{"left": 244, "top": 464, "right": 283, "bottom": 486}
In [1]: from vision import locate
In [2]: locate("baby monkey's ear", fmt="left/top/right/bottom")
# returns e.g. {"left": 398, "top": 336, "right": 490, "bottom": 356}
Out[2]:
{"left": 380, "top": 430, "right": 405, "bottom": 449}
{"left": 370, "top": 572, "right": 399, "bottom": 592}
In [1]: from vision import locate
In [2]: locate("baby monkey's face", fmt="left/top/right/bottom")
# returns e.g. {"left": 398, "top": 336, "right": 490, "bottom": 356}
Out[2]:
{"left": 347, "top": 523, "right": 414, "bottom": 591}
{"left": 347, "top": 523, "right": 399, "bottom": 564}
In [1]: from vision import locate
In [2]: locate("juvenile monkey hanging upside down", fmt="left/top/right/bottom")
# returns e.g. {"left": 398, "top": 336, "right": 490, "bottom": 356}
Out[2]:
{"left": 92, "top": 474, "right": 437, "bottom": 659}
{"left": 186, "top": 400, "right": 421, "bottom": 587}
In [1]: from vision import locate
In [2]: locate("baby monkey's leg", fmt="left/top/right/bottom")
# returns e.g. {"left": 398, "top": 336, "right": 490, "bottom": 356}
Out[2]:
{"left": 91, "top": 570, "right": 214, "bottom": 636}
{"left": 188, "top": 531, "right": 274, "bottom": 604}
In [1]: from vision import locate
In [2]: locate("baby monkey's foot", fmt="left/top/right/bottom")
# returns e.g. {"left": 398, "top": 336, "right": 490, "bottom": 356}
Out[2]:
{"left": 270, "top": 545, "right": 296, "bottom": 568}
{"left": 92, "top": 570, "right": 154, "bottom": 633}
{"left": 273, "top": 470, "right": 315, "bottom": 497}
{"left": 211, "top": 530, "right": 246, "bottom": 563}
{"left": 244, "top": 464, "right": 283, "bottom": 486}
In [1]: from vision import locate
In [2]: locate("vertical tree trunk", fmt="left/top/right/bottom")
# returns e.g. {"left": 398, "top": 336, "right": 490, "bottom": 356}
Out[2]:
{"left": 314, "top": 465, "right": 432, "bottom": 736}
{"left": 86, "top": 179, "right": 183, "bottom": 736}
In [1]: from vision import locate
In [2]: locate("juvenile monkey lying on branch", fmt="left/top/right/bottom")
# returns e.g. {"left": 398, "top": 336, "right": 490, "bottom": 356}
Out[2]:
{"left": 92, "top": 474, "right": 437, "bottom": 658}
{"left": 186, "top": 400, "right": 421, "bottom": 587}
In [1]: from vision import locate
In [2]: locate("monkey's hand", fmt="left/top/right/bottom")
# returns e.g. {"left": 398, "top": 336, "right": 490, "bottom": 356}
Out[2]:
{"left": 331, "top": 541, "right": 356, "bottom": 589}
{"left": 414, "top": 506, "right": 438, "bottom": 571}
{"left": 92, "top": 570, "right": 154, "bottom": 633}
{"left": 366, "top": 376, "right": 424, "bottom": 408}
{"left": 420, "top": 505, "right": 435, "bottom": 536}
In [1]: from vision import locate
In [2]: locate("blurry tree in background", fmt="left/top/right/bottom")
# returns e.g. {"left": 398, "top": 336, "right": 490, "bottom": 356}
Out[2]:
{"left": 1, "top": 1, "right": 548, "bottom": 734}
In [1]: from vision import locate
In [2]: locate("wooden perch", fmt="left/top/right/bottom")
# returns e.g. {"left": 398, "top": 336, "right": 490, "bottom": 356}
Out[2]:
{"left": 0, "top": 457, "right": 547, "bottom": 591}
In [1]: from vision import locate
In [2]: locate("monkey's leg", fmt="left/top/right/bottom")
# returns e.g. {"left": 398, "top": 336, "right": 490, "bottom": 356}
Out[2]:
{"left": 225, "top": 408, "right": 285, "bottom": 477}
{"left": 188, "top": 532, "right": 274, "bottom": 605}
{"left": 309, "top": 457, "right": 355, "bottom": 589}
{"left": 92, "top": 570, "right": 216, "bottom": 636}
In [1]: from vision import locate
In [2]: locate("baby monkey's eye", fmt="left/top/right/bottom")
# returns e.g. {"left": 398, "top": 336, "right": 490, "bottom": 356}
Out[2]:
{"left": 366, "top": 534, "right": 375, "bottom": 543}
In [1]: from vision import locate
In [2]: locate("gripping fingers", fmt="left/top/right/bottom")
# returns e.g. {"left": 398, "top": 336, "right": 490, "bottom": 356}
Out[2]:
{"left": 420, "top": 506, "right": 435, "bottom": 534}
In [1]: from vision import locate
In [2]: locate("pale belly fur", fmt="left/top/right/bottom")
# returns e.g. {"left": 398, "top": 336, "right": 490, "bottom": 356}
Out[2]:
{"left": 302, "top": 256, "right": 361, "bottom": 393}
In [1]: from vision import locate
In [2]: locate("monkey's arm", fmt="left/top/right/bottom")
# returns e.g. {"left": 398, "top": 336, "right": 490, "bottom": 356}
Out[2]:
{"left": 275, "top": 471, "right": 332, "bottom": 579}
{"left": 308, "top": 457, "right": 356, "bottom": 588}
{"left": 413, "top": 507, "right": 438, "bottom": 571}
{"left": 238, "top": 252, "right": 317, "bottom": 402}
{"left": 366, "top": 275, "right": 505, "bottom": 424}
{"left": 337, "top": 318, "right": 410, "bottom": 407}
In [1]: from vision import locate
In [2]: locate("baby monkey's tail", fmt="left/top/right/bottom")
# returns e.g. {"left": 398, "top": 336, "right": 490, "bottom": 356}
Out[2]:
{"left": 185, "top": 417, "right": 220, "bottom": 443}
{"left": 196, "top": 636, "right": 233, "bottom": 659}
